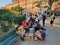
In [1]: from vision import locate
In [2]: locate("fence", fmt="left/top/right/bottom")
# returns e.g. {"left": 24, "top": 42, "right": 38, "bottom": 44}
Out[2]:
{"left": 0, "top": 28, "right": 16, "bottom": 43}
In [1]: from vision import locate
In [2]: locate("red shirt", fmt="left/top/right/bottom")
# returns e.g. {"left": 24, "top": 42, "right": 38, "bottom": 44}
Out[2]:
{"left": 22, "top": 21, "right": 26, "bottom": 27}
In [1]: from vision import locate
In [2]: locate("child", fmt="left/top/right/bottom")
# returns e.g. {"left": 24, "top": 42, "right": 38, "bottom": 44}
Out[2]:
{"left": 42, "top": 11, "right": 47, "bottom": 27}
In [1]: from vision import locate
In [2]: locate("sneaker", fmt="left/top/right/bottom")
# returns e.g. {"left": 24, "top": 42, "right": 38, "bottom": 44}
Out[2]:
{"left": 34, "top": 37, "right": 38, "bottom": 41}
{"left": 21, "top": 37, "right": 25, "bottom": 41}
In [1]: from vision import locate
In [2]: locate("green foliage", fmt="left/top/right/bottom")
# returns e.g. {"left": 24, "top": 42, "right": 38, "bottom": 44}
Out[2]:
{"left": 0, "top": 9, "right": 10, "bottom": 15}
{"left": 1, "top": 23, "right": 9, "bottom": 32}
{"left": 11, "top": 6, "right": 20, "bottom": 12}
{"left": 11, "top": 6, "right": 24, "bottom": 12}
{"left": 55, "top": 10, "right": 60, "bottom": 16}
{"left": 0, "top": 8, "right": 26, "bottom": 32}
{"left": 14, "top": 15, "right": 26, "bottom": 25}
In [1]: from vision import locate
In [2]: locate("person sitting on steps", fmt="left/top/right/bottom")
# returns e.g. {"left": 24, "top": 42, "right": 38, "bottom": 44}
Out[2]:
{"left": 35, "top": 30, "right": 46, "bottom": 41}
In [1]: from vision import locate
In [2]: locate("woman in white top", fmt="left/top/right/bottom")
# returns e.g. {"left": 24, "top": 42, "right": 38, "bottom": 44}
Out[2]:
{"left": 50, "top": 13, "right": 55, "bottom": 27}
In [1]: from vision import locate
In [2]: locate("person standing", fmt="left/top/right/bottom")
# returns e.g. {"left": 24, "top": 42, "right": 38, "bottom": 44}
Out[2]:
{"left": 37, "top": 10, "right": 43, "bottom": 27}
{"left": 42, "top": 11, "right": 47, "bottom": 27}
{"left": 50, "top": 13, "right": 55, "bottom": 28}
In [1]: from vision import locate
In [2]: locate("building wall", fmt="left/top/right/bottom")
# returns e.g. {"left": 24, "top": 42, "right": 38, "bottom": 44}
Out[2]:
{"left": 5, "top": 0, "right": 59, "bottom": 13}
{"left": 51, "top": 1, "right": 60, "bottom": 11}
{"left": 4, "top": 0, "right": 38, "bottom": 13}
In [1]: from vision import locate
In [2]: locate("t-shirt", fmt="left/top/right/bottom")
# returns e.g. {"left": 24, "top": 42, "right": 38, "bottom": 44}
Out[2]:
{"left": 35, "top": 18, "right": 38, "bottom": 22}
{"left": 38, "top": 10, "right": 43, "bottom": 15}
{"left": 22, "top": 21, "right": 26, "bottom": 27}
{"left": 26, "top": 16, "right": 30, "bottom": 22}
{"left": 16, "top": 26, "right": 22, "bottom": 34}
{"left": 32, "top": 15, "right": 35, "bottom": 19}
{"left": 38, "top": 15, "right": 42, "bottom": 20}
{"left": 39, "top": 20, "right": 43, "bottom": 27}
{"left": 51, "top": 15, "right": 55, "bottom": 21}
{"left": 29, "top": 27, "right": 35, "bottom": 31}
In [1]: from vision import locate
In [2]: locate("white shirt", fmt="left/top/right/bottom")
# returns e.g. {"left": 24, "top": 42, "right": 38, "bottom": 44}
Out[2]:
{"left": 35, "top": 17, "right": 38, "bottom": 22}
{"left": 39, "top": 20, "right": 43, "bottom": 27}
{"left": 32, "top": 15, "right": 35, "bottom": 19}
{"left": 51, "top": 14, "right": 55, "bottom": 21}
{"left": 26, "top": 15, "right": 30, "bottom": 22}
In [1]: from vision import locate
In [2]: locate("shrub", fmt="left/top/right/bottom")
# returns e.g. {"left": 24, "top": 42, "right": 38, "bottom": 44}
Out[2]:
{"left": 1, "top": 23, "right": 9, "bottom": 32}
{"left": 54, "top": 11, "right": 60, "bottom": 16}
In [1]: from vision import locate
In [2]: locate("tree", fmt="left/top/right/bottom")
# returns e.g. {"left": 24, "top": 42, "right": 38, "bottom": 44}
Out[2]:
{"left": 34, "top": 0, "right": 46, "bottom": 7}
{"left": 47, "top": 0, "right": 59, "bottom": 16}
{"left": 11, "top": 6, "right": 24, "bottom": 13}
{"left": 49, "top": 0, "right": 59, "bottom": 9}
{"left": 0, "top": 8, "right": 26, "bottom": 32}
{"left": 14, "top": 15, "right": 26, "bottom": 25}
{"left": 0, "top": 9, "right": 15, "bottom": 32}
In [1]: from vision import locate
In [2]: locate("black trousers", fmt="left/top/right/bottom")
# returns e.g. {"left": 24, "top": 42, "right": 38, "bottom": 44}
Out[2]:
{"left": 43, "top": 19, "right": 46, "bottom": 26}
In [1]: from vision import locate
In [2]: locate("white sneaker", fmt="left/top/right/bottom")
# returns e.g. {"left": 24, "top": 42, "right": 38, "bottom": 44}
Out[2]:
{"left": 34, "top": 37, "right": 38, "bottom": 41}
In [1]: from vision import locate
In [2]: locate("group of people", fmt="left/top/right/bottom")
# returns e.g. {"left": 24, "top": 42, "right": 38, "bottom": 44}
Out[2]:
{"left": 16, "top": 10, "right": 55, "bottom": 41}
{"left": 26, "top": 10, "right": 47, "bottom": 27}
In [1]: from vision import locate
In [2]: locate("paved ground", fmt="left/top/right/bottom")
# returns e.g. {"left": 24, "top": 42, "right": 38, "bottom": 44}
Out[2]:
{"left": 11, "top": 17, "right": 60, "bottom": 45}
{"left": 46, "top": 17, "right": 60, "bottom": 28}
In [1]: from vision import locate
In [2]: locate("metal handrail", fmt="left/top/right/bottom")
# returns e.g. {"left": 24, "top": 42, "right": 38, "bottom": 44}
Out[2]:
{"left": 0, "top": 28, "right": 16, "bottom": 43}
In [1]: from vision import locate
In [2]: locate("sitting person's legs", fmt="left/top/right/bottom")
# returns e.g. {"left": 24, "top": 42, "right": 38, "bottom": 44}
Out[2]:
{"left": 35, "top": 30, "right": 46, "bottom": 41}
{"left": 20, "top": 26, "right": 26, "bottom": 41}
